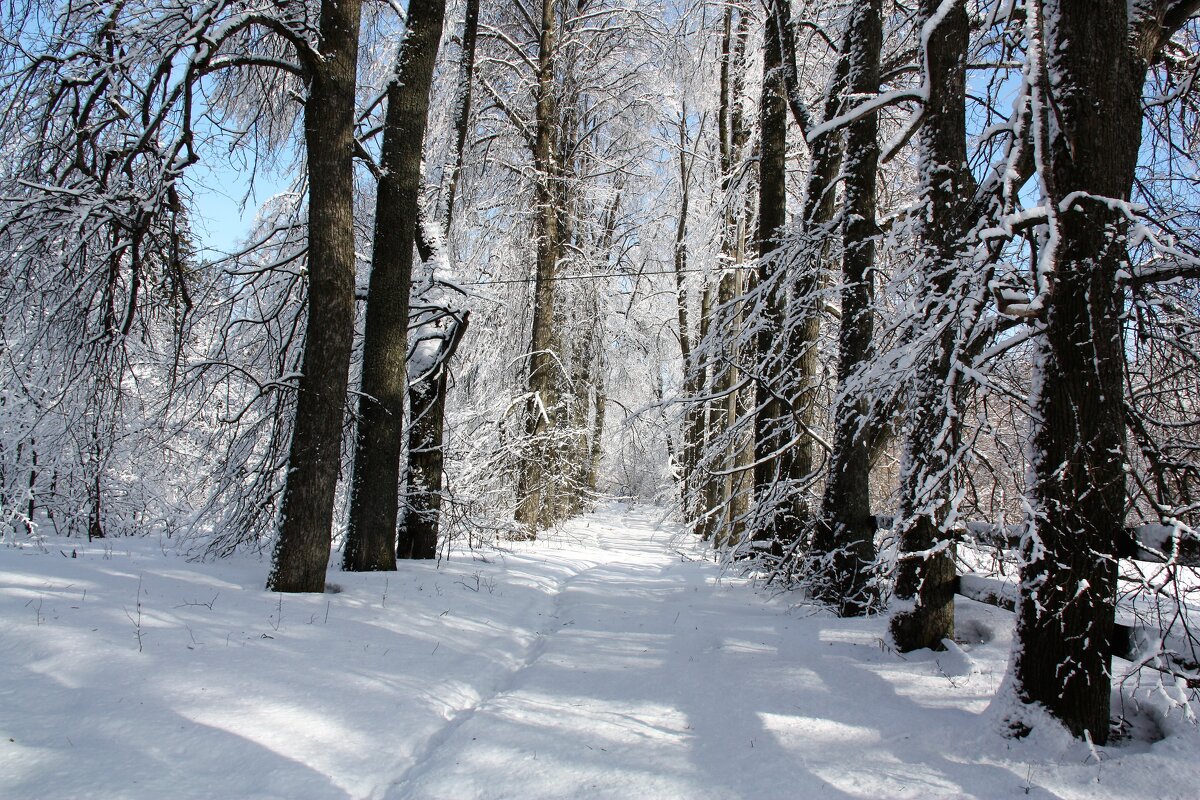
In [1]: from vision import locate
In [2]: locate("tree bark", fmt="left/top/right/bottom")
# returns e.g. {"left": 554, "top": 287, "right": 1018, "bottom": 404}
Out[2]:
{"left": 585, "top": 364, "right": 606, "bottom": 494}
{"left": 442, "top": 0, "right": 480, "bottom": 237}
{"left": 343, "top": 0, "right": 448, "bottom": 572}
{"left": 775, "top": 24, "right": 851, "bottom": 543}
{"left": 811, "top": 0, "right": 882, "bottom": 616}
{"left": 1010, "top": 0, "right": 1182, "bottom": 745}
{"left": 672, "top": 112, "right": 706, "bottom": 523}
{"left": 890, "top": 0, "right": 971, "bottom": 653}
{"left": 267, "top": 0, "right": 363, "bottom": 593}
{"left": 700, "top": 3, "right": 749, "bottom": 547}
{"left": 752, "top": 1, "right": 789, "bottom": 543}
{"left": 398, "top": 313, "right": 469, "bottom": 559}
{"left": 514, "top": 0, "right": 565, "bottom": 535}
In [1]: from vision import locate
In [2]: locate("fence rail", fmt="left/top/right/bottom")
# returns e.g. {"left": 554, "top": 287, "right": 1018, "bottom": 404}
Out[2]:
{"left": 874, "top": 516, "right": 1200, "bottom": 684}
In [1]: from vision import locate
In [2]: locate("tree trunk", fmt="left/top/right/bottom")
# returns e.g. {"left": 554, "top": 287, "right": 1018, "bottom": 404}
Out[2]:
{"left": 752, "top": 1, "right": 789, "bottom": 543}
{"left": 585, "top": 366, "right": 606, "bottom": 494}
{"left": 811, "top": 0, "right": 882, "bottom": 616}
{"left": 441, "top": 0, "right": 480, "bottom": 236}
{"left": 672, "top": 112, "right": 705, "bottom": 522}
{"left": 890, "top": 0, "right": 971, "bottom": 653}
{"left": 514, "top": 0, "right": 565, "bottom": 535}
{"left": 269, "top": 0, "right": 364, "bottom": 592}
{"left": 398, "top": 313, "right": 469, "bottom": 559}
{"left": 1010, "top": 0, "right": 1154, "bottom": 745}
{"left": 692, "top": 281, "right": 715, "bottom": 538}
{"left": 703, "top": 267, "right": 738, "bottom": 546}
{"left": 728, "top": 269, "right": 755, "bottom": 546}
{"left": 775, "top": 24, "right": 850, "bottom": 543}
{"left": 701, "top": 2, "right": 749, "bottom": 547}
{"left": 343, "top": 0, "right": 447, "bottom": 573}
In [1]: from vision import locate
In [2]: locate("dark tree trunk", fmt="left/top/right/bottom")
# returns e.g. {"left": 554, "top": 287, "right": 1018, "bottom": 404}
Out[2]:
{"left": 890, "top": 0, "right": 972, "bottom": 653}
{"left": 811, "top": 0, "right": 882, "bottom": 616}
{"left": 1010, "top": 0, "right": 1181, "bottom": 745}
{"left": 586, "top": 370, "right": 606, "bottom": 493}
{"left": 343, "top": 0, "right": 447, "bottom": 572}
{"left": 398, "top": 314, "right": 469, "bottom": 560}
{"left": 752, "top": 4, "right": 789, "bottom": 543}
{"left": 269, "top": 0, "right": 364, "bottom": 592}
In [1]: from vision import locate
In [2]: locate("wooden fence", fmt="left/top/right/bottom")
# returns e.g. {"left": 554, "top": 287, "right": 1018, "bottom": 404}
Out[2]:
{"left": 874, "top": 517, "right": 1200, "bottom": 682}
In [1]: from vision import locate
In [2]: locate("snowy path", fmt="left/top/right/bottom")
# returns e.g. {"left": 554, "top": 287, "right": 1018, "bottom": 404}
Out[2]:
{"left": 386, "top": 509, "right": 1036, "bottom": 799}
{"left": 2, "top": 506, "right": 1198, "bottom": 799}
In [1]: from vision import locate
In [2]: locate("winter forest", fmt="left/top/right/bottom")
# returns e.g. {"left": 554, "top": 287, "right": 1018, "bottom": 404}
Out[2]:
{"left": 2, "top": 0, "right": 1200, "bottom": 797}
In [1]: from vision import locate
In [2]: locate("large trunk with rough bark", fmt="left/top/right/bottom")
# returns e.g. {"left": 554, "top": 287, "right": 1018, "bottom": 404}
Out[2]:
{"left": 343, "top": 0, "right": 448, "bottom": 572}
{"left": 268, "top": 0, "right": 363, "bottom": 593}
{"left": 811, "top": 0, "right": 882, "bottom": 616}
{"left": 1011, "top": 0, "right": 1149, "bottom": 745}
{"left": 890, "top": 0, "right": 971, "bottom": 653}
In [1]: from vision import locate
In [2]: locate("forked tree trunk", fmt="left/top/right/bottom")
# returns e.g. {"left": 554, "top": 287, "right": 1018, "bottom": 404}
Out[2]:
{"left": 786, "top": 41, "right": 847, "bottom": 520}
{"left": 343, "top": 0, "right": 447, "bottom": 572}
{"left": 773, "top": 18, "right": 850, "bottom": 543}
{"left": 890, "top": 0, "right": 972, "bottom": 653}
{"left": 811, "top": 0, "right": 882, "bottom": 616}
{"left": 267, "top": 0, "right": 363, "bottom": 592}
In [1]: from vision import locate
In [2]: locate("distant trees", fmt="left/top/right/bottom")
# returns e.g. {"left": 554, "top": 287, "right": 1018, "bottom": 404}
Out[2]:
{"left": 492, "top": 0, "right": 653, "bottom": 534}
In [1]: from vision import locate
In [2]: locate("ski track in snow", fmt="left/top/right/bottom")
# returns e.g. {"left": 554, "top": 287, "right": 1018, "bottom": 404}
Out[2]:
{"left": 2, "top": 504, "right": 1198, "bottom": 800}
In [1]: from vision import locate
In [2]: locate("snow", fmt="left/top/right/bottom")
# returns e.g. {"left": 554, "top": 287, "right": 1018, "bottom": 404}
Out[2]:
{"left": 2, "top": 505, "right": 1198, "bottom": 799}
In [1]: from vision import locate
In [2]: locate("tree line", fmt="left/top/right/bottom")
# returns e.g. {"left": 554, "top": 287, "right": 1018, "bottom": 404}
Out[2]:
{"left": 2, "top": 0, "right": 1199, "bottom": 746}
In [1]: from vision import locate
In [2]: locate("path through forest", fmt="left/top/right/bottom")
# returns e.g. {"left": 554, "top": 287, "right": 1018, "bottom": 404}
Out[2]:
{"left": 1, "top": 507, "right": 1197, "bottom": 799}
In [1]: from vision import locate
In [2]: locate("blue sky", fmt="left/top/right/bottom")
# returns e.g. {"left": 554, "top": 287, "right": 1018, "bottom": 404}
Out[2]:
{"left": 187, "top": 159, "right": 285, "bottom": 258}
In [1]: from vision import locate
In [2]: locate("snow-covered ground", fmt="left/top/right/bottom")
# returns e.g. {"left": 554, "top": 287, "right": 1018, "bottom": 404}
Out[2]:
{"left": 1, "top": 505, "right": 1197, "bottom": 799}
